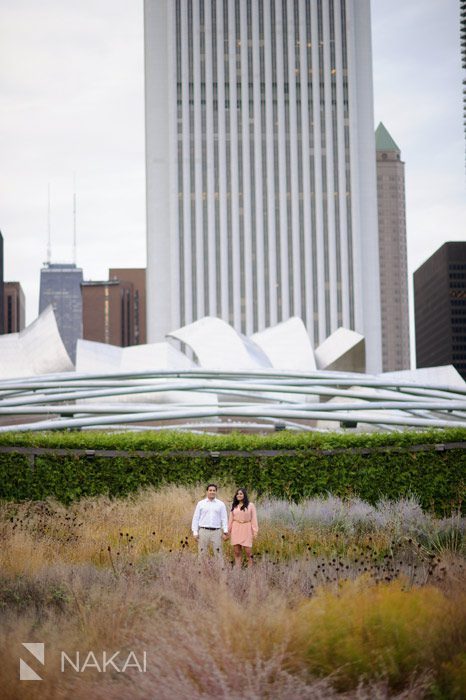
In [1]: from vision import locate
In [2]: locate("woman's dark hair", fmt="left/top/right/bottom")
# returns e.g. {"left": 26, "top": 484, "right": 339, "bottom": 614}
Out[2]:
{"left": 231, "top": 488, "right": 249, "bottom": 511}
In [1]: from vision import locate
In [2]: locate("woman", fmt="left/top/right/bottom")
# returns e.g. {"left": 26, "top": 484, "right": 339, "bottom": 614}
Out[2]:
{"left": 228, "top": 488, "right": 258, "bottom": 568}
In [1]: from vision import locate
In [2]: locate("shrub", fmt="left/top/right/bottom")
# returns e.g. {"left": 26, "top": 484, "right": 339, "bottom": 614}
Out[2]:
{"left": 0, "top": 428, "right": 465, "bottom": 511}
{"left": 292, "top": 579, "right": 466, "bottom": 691}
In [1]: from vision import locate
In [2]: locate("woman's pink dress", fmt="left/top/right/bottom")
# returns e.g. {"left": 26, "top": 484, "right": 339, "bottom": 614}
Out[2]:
{"left": 228, "top": 503, "right": 258, "bottom": 547}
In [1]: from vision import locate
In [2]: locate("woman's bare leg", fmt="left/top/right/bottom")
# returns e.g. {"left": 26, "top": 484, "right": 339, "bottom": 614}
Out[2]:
{"left": 244, "top": 546, "right": 253, "bottom": 567}
{"left": 233, "top": 544, "right": 243, "bottom": 568}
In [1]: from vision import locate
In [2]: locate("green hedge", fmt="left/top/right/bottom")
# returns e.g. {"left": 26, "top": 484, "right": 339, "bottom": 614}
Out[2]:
{"left": 0, "top": 429, "right": 465, "bottom": 513}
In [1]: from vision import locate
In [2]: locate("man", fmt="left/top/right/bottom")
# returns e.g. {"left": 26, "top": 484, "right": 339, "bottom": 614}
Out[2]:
{"left": 191, "top": 483, "right": 229, "bottom": 557}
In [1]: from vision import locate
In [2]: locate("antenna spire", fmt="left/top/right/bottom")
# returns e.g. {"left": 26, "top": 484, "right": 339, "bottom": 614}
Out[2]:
{"left": 72, "top": 173, "right": 77, "bottom": 265}
{"left": 47, "top": 183, "right": 52, "bottom": 264}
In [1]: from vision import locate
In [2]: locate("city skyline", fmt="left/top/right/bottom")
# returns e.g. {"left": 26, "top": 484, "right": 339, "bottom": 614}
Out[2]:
{"left": 1, "top": 0, "right": 465, "bottom": 366}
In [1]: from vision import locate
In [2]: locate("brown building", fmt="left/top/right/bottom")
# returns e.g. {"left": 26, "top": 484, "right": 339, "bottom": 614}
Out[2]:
{"left": 0, "top": 233, "right": 4, "bottom": 333}
{"left": 81, "top": 268, "right": 146, "bottom": 347}
{"left": 3, "top": 282, "right": 26, "bottom": 333}
{"left": 109, "top": 268, "right": 146, "bottom": 345}
{"left": 376, "top": 123, "right": 410, "bottom": 372}
{"left": 414, "top": 242, "right": 466, "bottom": 379}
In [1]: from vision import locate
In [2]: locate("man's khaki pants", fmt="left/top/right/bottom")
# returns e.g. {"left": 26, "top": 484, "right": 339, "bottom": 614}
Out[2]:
{"left": 198, "top": 528, "right": 223, "bottom": 558}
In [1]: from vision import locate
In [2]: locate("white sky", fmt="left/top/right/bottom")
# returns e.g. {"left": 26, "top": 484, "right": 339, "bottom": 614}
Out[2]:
{"left": 1, "top": 0, "right": 465, "bottom": 356}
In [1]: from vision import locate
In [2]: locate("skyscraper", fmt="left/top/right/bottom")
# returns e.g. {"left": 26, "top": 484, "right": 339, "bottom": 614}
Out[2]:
{"left": 39, "top": 263, "right": 83, "bottom": 363}
{"left": 109, "top": 268, "right": 147, "bottom": 344}
{"left": 3, "top": 282, "right": 25, "bottom": 333}
{"left": 145, "top": 0, "right": 381, "bottom": 371}
{"left": 81, "top": 280, "right": 134, "bottom": 346}
{"left": 414, "top": 242, "right": 466, "bottom": 380}
{"left": 82, "top": 268, "right": 146, "bottom": 346}
{"left": 375, "top": 122, "right": 410, "bottom": 371}
{"left": 0, "top": 233, "right": 4, "bottom": 334}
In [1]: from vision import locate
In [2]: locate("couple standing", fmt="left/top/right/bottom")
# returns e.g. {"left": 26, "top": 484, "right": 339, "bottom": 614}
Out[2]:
{"left": 191, "top": 484, "right": 258, "bottom": 567}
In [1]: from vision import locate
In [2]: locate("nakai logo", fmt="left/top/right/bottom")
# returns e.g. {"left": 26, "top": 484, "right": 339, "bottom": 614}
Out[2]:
{"left": 19, "top": 642, "right": 148, "bottom": 679}
{"left": 19, "top": 642, "right": 45, "bottom": 681}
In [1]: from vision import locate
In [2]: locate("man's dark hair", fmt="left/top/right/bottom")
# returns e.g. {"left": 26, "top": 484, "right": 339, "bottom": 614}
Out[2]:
{"left": 206, "top": 483, "right": 218, "bottom": 491}
{"left": 231, "top": 488, "right": 249, "bottom": 511}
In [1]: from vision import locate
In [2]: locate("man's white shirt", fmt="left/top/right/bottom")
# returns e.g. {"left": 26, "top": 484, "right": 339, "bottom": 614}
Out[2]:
{"left": 192, "top": 497, "right": 228, "bottom": 535}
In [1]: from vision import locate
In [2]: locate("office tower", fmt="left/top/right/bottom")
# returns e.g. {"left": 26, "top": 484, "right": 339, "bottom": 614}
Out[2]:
{"left": 109, "top": 268, "right": 147, "bottom": 344}
{"left": 82, "top": 269, "right": 146, "bottom": 346}
{"left": 144, "top": 0, "right": 382, "bottom": 372}
{"left": 0, "top": 233, "right": 4, "bottom": 334}
{"left": 39, "top": 263, "right": 83, "bottom": 362}
{"left": 462, "top": 0, "right": 465, "bottom": 163}
{"left": 3, "top": 282, "right": 25, "bottom": 333}
{"left": 375, "top": 122, "right": 410, "bottom": 371}
{"left": 414, "top": 242, "right": 466, "bottom": 380}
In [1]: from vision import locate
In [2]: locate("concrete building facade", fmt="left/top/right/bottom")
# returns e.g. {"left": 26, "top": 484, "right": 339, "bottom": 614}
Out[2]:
{"left": 82, "top": 269, "right": 146, "bottom": 347}
{"left": 3, "top": 282, "right": 25, "bottom": 334}
{"left": 38, "top": 263, "right": 83, "bottom": 362}
{"left": 0, "top": 233, "right": 4, "bottom": 334}
{"left": 109, "top": 268, "right": 147, "bottom": 344}
{"left": 414, "top": 242, "right": 466, "bottom": 380}
{"left": 82, "top": 281, "right": 132, "bottom": 346}
{"left": 144, "top": 0, "right": 382, "bottom": 372}
{"left": 375, "top": 122, "right": 410, "bottom": 371}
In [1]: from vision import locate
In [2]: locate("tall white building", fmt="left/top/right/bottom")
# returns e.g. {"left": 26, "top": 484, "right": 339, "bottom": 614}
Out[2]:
{"left": 145, "top": 0, "right": 382, "bottom": 372}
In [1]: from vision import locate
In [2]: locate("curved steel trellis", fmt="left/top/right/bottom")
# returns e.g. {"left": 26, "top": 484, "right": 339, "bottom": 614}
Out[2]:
{"left": 0, "top": 368, "right": 465, "bottom": 433}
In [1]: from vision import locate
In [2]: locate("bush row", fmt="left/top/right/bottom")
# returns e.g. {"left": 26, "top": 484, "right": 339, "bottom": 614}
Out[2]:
{"left": 1, "top": 426, "right": 466, "bottom": 451}
{"left": 0, "top": 428, "right": 464, "bottom": 512}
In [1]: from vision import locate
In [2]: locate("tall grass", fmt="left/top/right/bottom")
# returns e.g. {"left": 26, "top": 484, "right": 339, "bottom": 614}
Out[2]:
{"left": 1, "top": 486, "right": 464, "bottom": 575}
{"left": 0, "top": 556, "right": 464, "bottom": 699}
{"left": 292, "top": 578, "right": 466, "bottom": 690}
{"left": 0, "top": 485, "right": 465, "bottom": 698}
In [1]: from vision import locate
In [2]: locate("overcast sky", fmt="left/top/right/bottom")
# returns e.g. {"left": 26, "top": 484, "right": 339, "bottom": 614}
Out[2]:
{"left": 1, "top": 0, "right": 465, "bottom": 351}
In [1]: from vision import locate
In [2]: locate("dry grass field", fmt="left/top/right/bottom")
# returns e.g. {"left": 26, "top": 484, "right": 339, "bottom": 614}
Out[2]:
{"left": 0, "top": 485, "right": 465, "bottom": 699}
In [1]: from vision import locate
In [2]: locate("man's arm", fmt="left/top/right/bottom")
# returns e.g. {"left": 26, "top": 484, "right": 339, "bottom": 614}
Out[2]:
{"left": 192, "top": 501, "right": 201, "bottom": 537}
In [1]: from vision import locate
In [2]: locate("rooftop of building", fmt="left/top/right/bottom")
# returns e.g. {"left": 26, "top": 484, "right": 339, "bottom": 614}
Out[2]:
{"left": 41, "top": 262, "right": 82, "bottom": 271}
{"left": 414, "top": 241, "right": 466, "bottom": 278}
{"left": 81, "top": 279, "right": 120, "bottom": 287}
{"left": 375, "top": 122, "right": 400, "bottom": 152}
